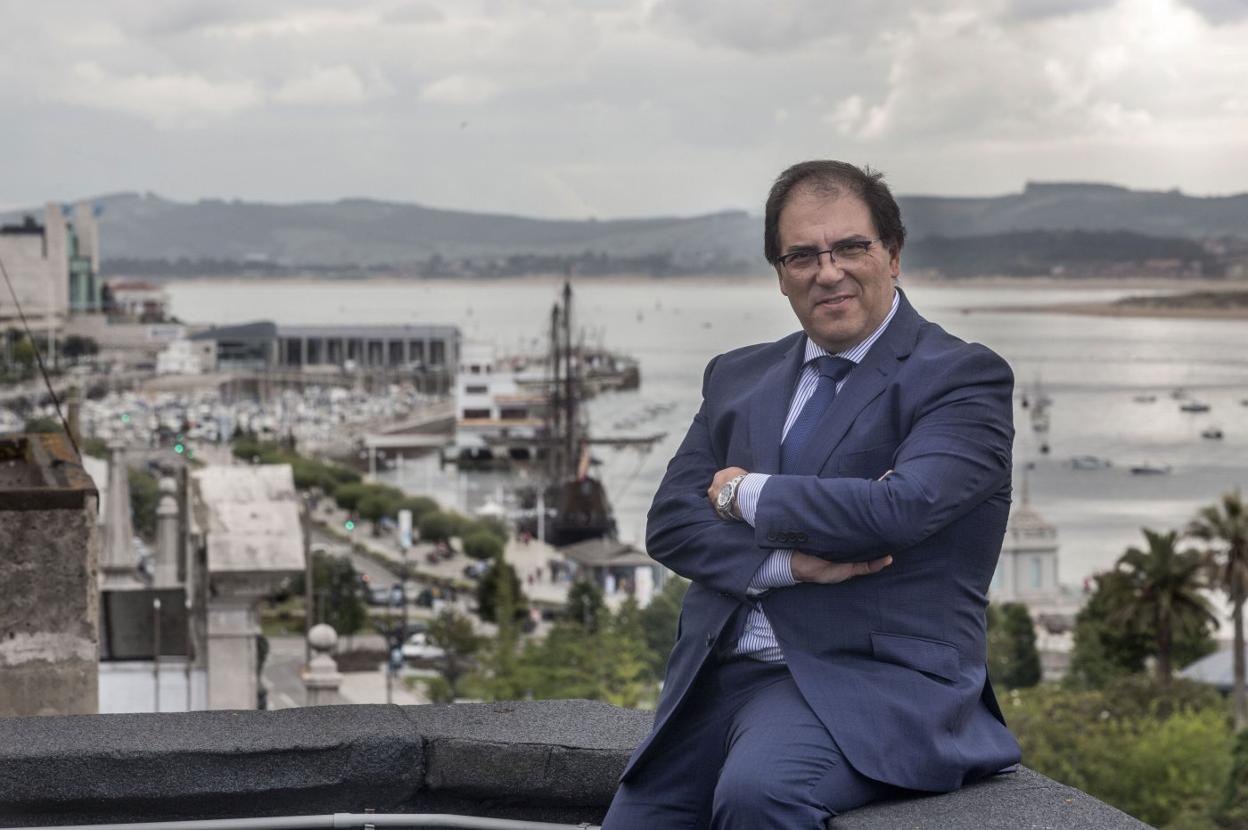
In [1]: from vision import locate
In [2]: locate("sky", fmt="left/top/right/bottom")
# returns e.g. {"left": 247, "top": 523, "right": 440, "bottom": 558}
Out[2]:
{"left": 3, "top": 0, "right": 1247, "bottom": 219}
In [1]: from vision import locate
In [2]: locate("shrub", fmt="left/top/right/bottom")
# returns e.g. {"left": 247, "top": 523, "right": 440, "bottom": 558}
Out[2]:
{"left": 401, "top": 495, "right": 439, "bottom": 520}
{"left": 334, "top": 482, "right": 369, "bottom": 511}
{"left": 462, "top": 529, "right": 505, "bottom": 561}
{"left": 418, "top": 511, "right": 455, "bottom": 543}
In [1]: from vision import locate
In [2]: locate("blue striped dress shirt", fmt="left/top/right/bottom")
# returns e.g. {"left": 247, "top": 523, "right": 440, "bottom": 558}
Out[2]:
{"left": 729, "top": 289, "right": 900, "bottom": 662}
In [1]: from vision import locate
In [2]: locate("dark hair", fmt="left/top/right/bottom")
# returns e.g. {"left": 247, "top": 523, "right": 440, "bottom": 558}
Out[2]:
{"left": 763, "top": 160, "right": 906, "bottom": 265}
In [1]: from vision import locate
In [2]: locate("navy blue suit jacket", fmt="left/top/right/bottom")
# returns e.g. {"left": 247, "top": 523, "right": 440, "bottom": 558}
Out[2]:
{"left": 626, "top": 290, "right": 1021, "bottom": 793}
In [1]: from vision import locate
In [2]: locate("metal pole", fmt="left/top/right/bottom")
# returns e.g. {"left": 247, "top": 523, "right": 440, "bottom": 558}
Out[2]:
{"left": 304, "top": 498, "right": 313, "bottom": 670}
{"left": 152, "top": 598, "right": 162, "bottom": 714}
{"left": 7, "top": 811, "right": 601, "bottom": 830}
{"left": 536, "top": 489, "right": 545, "bottom": 545}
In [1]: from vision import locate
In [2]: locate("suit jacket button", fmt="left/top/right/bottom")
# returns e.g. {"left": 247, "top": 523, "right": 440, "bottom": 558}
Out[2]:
{"left": 767, "top": 533, "right": 777, "bottom": 542}
{"left": 783, "top": 532, "right": 794, "bottom": 543}
{"left": 797, "top": 533, "right": 808, "bottom": 543}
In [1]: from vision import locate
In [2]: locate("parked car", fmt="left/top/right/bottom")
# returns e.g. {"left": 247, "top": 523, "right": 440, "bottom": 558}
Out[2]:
{"left": 401, "top": 632, "right": 445, "bottom": 662}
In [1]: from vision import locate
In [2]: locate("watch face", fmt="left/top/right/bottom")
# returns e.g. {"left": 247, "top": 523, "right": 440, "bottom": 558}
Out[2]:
{"left": 717, "top": 484, "right": 732, "bottom": 510}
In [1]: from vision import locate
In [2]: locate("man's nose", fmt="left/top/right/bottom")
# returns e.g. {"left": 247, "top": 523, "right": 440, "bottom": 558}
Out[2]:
{"left": 814, "top": 251, "right": 846, "bottom": 282}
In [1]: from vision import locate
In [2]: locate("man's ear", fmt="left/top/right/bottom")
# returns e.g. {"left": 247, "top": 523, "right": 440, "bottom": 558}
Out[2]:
{"left": 888, "top": 248, "right": 901, "bottom": 279}
{"left": 775, "top": 265, "right": 789, "bottom": 297}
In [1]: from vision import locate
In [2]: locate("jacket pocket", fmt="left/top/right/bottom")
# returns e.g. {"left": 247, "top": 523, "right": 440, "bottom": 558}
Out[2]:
{"left": 870, "top": 631, "right": 960, "bottom": 683}
{"left": 834, "top": 443, "right": 896, "bottom": 479}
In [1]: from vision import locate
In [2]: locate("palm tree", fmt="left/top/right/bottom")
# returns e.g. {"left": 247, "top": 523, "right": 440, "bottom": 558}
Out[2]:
{"left": 1188, "top": 489, "right": 1248, "bottom": 731}
{"left": 1113, "top": 528, "right": 1217, "bottom": 686}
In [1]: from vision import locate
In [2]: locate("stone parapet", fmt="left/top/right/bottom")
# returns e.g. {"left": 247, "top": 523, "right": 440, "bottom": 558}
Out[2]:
{"left": 0, "top": 433, "right": 99, "bottom": 718}
{"left": 0, "top": 700, "right": 1148, "bottom": 829}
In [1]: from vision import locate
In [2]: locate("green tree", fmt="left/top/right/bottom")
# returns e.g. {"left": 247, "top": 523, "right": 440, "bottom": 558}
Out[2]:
{"left": 468, "top": 515, "right": 509, "bottom": 542}
{"left": 1070, "top": 569, "right": 1216, "bottom": 690}
{"left": 61, "top": 335, "right": 98, "bottom": 361}
{"left": 566, "top": 580, "right": 606, "bottom": 633}
{"left": 471, "top": 552, "right": 528, "bottom": 701}
{"left": 426, "top": 607, "right": 482, "bottom": 702}
{"left": 1114, "top": 528, "right": 1218, "bottom": 685}
{"left": 987, "top": 602, "right": 1042, "bottom": 689}
{"left": 477, "top": 558, "right": 529, "bottom": 625}
{"left": 290, "top": 550, "right": 368, "bottom": 637}
{"left": 462, "top": 529, "right": 505, "bottom": 561}
{"left": 1189, "top": 490, "right": 1248, "bottom": 731}
{"left": 418, "top": 511, "right": 455, "bottom": 543}
{"left": 401, "top": 495, "right": 439, "bottom": 521}
{"left": 1215, "top": 729, "right": 1248, "bottom": 829}
{"left": 12, "top": 337, "right": 37, "bottom": 373}
{"left": 639, "top": 577, "right": 689, "bottom": 676}
{"left": 357, "top": 492, "right": 393, "bottom": 527}
{"left": 128, "top": 467, "right": 161, "bottom": 541}
{"left": 333, "top": 482, "right": 368, "bottom": 511}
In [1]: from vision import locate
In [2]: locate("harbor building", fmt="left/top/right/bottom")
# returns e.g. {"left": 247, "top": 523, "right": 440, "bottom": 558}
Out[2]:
{"left": 0, "top": 203, "right": 102, "bottom": 329}
{"left": 189, "top": 321, "right": 460, "bottom": 379}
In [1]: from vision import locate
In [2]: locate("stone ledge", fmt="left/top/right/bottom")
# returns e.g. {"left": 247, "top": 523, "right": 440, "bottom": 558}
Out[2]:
{"left": 0, "top": 701, "right": 1147, "bottom": 829}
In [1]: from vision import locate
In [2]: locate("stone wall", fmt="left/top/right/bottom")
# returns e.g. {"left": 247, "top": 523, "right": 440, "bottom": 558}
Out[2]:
{"left": 0, "top": 700, "right": 1149, "bottom": 829}
{"left": 0, "top": 434, "right": 99, "bottom": 717}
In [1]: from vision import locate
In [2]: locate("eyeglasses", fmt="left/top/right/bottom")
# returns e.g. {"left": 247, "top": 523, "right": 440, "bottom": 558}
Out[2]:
{"left": 777, "top": 238, "right": 882, "bottom": 278}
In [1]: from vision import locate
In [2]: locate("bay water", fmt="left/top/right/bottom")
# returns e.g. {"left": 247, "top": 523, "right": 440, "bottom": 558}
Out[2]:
{"left": 167, "top": 277, "right": 1248, "bottom": 590}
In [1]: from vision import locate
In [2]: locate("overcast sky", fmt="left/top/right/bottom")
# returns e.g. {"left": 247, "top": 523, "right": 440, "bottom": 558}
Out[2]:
{"left": 3, "top": 0, "right": 1247, "bottom": 218}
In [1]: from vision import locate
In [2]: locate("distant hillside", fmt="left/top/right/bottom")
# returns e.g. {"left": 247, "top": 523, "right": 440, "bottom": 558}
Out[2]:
{"left": 5, "top": 181, "right": 1247, "bottom": 277}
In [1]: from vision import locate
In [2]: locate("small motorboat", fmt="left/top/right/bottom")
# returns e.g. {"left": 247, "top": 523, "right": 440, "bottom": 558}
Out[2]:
{"left": 1201, "top": 427, "right": 1224, "bottom": 440}
{"left": 1180, "top": 401, "right": 1211, "bottom": 413}
{"left": 1071, "top": 455, "right": 1113, "bottom": 470}
{"left": 1130, "top": 463, "right": 1172, "bottom": 475}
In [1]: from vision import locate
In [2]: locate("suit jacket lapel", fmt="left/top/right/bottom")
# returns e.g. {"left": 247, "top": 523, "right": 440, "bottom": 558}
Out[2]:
{"left": 748, "top": 333, "right": 806, "bottom": 474}
{"left": 791, "top": 289, "right": 923, "bottom": 477}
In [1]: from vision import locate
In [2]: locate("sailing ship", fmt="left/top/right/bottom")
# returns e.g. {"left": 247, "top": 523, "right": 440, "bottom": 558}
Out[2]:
{"left": 516, "top": 280, "right": 617, "bottom": 546}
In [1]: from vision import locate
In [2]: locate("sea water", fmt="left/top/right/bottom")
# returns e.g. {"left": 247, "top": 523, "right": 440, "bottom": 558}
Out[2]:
{"left": 167, "top": 277, "right": 1248, "bottom": 590}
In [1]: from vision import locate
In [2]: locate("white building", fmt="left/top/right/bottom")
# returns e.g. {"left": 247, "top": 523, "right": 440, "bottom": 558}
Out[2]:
{"left": 157, "top": 338, "right": 214, "bottom": 375}
{"left": 0, "top": 203, "right": 102, "bottom": 325}
{"left": 454, "top": 343, "right": 547, "bottom": 463}
{"left": 991, "top": 497, "right": 1060, "bottom": 605}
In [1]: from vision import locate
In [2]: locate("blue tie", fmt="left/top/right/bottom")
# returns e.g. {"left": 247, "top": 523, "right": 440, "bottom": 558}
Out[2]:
{"left": 780, "top": 355, "right": 855, "bottom": 473}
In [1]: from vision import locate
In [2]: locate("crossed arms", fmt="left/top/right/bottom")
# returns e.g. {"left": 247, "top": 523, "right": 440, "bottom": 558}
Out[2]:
{"left": 645, "top": 345, "right": 1013, "bottom": 601}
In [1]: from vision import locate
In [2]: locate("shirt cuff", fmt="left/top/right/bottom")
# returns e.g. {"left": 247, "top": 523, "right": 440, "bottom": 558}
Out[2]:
{"left": 736, "top": 473, "right": 770, "bottom": 527}
{"left": 747, "top": 549, "right": 798, "bottom": 595}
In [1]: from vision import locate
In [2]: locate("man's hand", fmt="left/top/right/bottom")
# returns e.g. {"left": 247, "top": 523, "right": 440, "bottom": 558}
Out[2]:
{"left": 707, "top": 466, "right": 749, "bottom": 514}
{"left": 790, "top": 551, "right": 893, "bottom": 584}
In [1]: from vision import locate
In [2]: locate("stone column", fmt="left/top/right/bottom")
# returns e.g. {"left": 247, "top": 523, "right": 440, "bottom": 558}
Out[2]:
{"left": 100, "top": 439, "right": 138, "bottom": 588}
{"left": 153, "top": 477, "right": 180, "bottom": 588}
{"left": 303, "top": 624, "right": 343, "bottom": 706}
{"left": 205, "top": 578, "right": 267, "bottom": 711}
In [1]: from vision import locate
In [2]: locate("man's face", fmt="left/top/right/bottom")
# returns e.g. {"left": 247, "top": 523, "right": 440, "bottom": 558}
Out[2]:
{"left": 775, "top": 187, "right": 899, "bottom": 354}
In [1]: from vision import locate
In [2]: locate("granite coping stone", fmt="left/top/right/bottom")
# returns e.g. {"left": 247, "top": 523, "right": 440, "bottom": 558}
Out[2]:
{"left": 0, "top": 700, "right": 1150, "bottom": 828}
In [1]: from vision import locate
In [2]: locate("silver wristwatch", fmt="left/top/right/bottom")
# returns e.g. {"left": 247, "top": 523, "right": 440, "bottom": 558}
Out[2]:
{"left": 714, "top": 474, "right": 747, "bottom": 521}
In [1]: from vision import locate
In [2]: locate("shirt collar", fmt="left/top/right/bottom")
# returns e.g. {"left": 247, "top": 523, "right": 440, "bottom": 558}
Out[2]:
{"left": 802, "top": 287, "right": 900, "bottom": 366}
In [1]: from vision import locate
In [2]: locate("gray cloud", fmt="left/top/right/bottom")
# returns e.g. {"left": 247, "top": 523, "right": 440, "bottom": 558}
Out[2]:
{"left": 1181, "top": 0, "right": 1248, "bottom": 23}
{"left": 0, "top": 0, "right": 1246, "bottom": 219}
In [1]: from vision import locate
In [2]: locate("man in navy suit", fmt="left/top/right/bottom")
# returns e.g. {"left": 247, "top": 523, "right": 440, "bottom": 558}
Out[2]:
{"left": 603, "top": 160, "right": 1020, "bottom": 829}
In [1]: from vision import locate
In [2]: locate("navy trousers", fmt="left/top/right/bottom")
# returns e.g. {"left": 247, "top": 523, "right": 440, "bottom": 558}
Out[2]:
{"left": 603, "top": 659, "right": 897, "bottom": 829}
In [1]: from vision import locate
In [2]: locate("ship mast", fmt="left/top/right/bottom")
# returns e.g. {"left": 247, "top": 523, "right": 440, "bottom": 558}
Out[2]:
{"left": 561, "top": 279, "right": 578, "bottom": 480}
